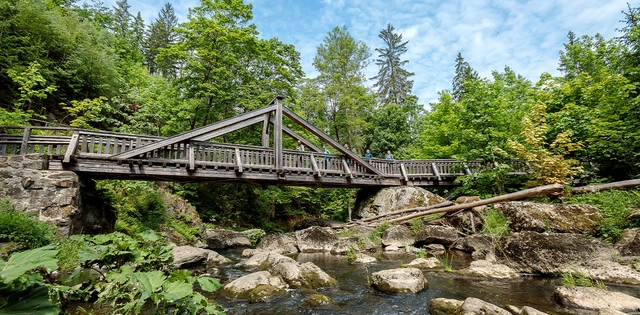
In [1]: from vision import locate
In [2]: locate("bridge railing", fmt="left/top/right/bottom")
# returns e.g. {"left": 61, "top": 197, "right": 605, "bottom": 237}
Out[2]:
{"left": 0, "top": 126, "right": 74, "bottom": 155}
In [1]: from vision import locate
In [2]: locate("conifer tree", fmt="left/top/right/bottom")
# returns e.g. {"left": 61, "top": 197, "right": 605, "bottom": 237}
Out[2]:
{"left": 452, "top": 52, "right": 479, "bottom": 102}
{"left": 371, "top": 23, "right": 414, "bottom": 106}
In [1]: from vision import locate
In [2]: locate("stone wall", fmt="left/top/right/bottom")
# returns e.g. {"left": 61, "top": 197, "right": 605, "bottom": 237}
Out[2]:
{"left": 0, "top": 154, "right": 114, "bottom": 236}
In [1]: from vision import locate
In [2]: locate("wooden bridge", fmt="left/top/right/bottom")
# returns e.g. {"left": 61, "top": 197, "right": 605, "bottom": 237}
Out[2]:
{"left": 0, "top": 97, "right": 525, "bottom": 188}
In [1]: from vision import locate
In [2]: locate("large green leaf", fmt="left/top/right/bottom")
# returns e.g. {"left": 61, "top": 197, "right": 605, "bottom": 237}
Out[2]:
{"left": 197, "top": 277, "right": 221, "bottom": 293}
{"left": 162, "top": 281, "right": 192, "bottom": 302}
{"left": 0, "top": 286, "right": 59, "bottom": 315}
{"left": 0, "top": 246, "right": 58, "bottom": 284}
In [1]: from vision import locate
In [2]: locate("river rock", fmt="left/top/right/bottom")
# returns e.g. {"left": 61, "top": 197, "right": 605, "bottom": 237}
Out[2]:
{"left": 459, "top": 260, "right": 519, "bottom": 279}
{"left": 294, "top": 218, "right": 343, "bottom": 230}
{"left": 429, "top": 298, "right": 464, "bottom": 315}
{"left": 415, "top": 225, "right": 459, "bottom": 247}
{"left": 354, "top": 253, "right": 377, "bottom": 264}
{"left": 382, "top": 225, "right": 415, "bottom": 248}
{"left": 570, "top": 259, "right": 640, "bottom": 285}
{"left": 248, "top": 284, "right": 285, "bottom": 303}
{"left": 598, "top": 308, "right": 627, "bottom": 315}
{"left": 456, "top": 234, "right": 495, "bottom": 260}
{"left": 458, "top": 297, "right": 511, "bottom": 315}
{"left": 206, "top": 250, "right": 232, "bottom": 265}
{"left": 256, "top": 233, "right": 298, "bottom": 255}
{"left": 223, "top": 271, "right": 286, "bottom": 297}
{"left": 298, "top": 262, "right": 339, "bottom": 288}
{"left": 370, "top": 267, "right": 427, "bottom": 294}
{"left": 295, "top": 226, "right": 339, "bottom": 253}
{"left": 406, "top": 257, "right": 441, "bottom": 269}
{"left": 203, "top": 228, "right": 251, "bottom": 249}
{"left": 520, "top": 306, "right": 549, "bottom": 315}
{"left": 494, "top": 202, "right": 601, "bottom": 235}
{"left": 498, "top": 231, "right": 615, "bottom": 274}
{"left": 616, "top": 228, "right": 640, "bottom": 256}
{"left": 553, "top": 286, "right": 640, "bottom": 311}
{"left": 300, "top": 294, "right": 336, "bottom": 308}
{"left": 353, "top": 186, "right": 446, "bottom": 219}
{"left": 242, "top": 251, "right": 296, "bottom": 268}
{"left": 331, "top": 236, "right": 375, "bottom": 255}
{"left": 172, "top": 245, "right": 209, "bottom": 268}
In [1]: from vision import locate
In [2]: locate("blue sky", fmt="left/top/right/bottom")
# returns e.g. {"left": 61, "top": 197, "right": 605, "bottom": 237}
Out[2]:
{"left": 111, "top": 0, "right": 632, "bottom": 104}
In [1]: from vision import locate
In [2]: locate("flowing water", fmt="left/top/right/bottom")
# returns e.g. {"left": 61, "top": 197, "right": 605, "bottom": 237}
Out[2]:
{"left": 211, "top": 249, "right": 640, "bottom": 315}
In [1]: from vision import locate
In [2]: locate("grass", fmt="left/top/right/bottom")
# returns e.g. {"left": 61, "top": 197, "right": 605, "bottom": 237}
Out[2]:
{"left": 565, "top": 188, "right": 640, "bottom": 243}
{"left": 481, "top": 208, "right": 512, "bottom": 237}
{"left": 345, "top": 245, "right": 357, "bottom": 263}
{"left": 0, "top": 198, "right": 58, "bottom": 249}
{"left": 562, "top": 269, "right": 607, "bottom": 289}
{"left": 436, "top": 252, "right": 453, "bottom": 272}
{"left": 368, "top": 221, "right": 391, "bottom": 243}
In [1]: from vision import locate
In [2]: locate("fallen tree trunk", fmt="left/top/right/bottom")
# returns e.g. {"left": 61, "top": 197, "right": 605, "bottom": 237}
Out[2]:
{"left": 342, "top": 200, "right": 454, "bottom": 228}
{"left": 572, "top": 179, "right": 640, "bottom": 194}
{"left": 385, "top": 184, "right": 565, "bottom": 224}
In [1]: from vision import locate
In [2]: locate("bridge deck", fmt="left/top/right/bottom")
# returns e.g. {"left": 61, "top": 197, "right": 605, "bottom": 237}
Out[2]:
{"left": 0, "top": 125, "right": 525, "bottom": 188}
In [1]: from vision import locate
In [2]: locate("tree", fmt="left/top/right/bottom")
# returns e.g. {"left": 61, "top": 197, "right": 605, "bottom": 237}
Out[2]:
{"left": 452, "top": 52, "right": 479, "bottom": 102}
{"left": 311, "top": 25, "right": 374, "bottom": 150}
{"left": 144, "top": 2, "right": 179, "bottom": 76}
{"left": 371, "top": 23, "right": 414, "bottom": 106}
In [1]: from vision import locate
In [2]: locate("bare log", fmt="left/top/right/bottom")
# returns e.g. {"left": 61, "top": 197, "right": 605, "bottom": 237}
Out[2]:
{"left": 342, "top": 200, "right": 454, "bottom": 228}
{"left": 385, "top": 184, "right": 565, "bottom": 224}
{"left": 572, "top": 179, "right": 640, "bottom": 194}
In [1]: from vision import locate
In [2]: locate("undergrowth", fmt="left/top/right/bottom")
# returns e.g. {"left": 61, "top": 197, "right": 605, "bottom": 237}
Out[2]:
{"left": 562, "top": 269, "right": 607, "bottom": 289}
{"left": 565, "top": 189, "right": 640, "bottom": 243}
{"left": 0, "top": 198, "right": 58, "bottom": 250}
{"left": 368, "top": 221, "right": 391, "bottom": 243}
{"left": 481, "top": 208, "right": 512, "bottom": 237}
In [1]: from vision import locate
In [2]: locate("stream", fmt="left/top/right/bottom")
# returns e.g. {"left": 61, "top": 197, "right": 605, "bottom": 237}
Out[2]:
{"left": 210, "top": 249, "right": 640, "bottom": 315}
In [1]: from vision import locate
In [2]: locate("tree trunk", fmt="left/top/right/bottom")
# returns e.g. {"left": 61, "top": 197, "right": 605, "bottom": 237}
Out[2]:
{"left": 572, "top": 179, "right": 640, "bottom": 194}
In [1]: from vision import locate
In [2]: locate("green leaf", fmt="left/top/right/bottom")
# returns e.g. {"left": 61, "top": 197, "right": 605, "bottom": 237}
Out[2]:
{"left": 161, "top": 281, "right": 193, "bottom": 301}
{"left": 134, "top": 271, "right": 166, "bottom": 293}
{"left": 0, "top": 286, "right": 60, "bottom": 315}
{"left": 106, "top": 265, "right": 133, "bottom": 284}
{"left": 197, "top": 277, "right": 221, "bottom": 293}
{"left": 0, "top": 246, "right": 58, "bottom": 284}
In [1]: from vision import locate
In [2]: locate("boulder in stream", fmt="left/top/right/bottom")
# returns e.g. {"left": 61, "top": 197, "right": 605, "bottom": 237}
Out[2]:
{"left": 295, "top": 226, "right": 339, "bottom": 253}
{"left": 458, "top": 297, "right": 511, "bottom": 315}
{"left": 494, "top": 202, "right": 601, "bottom": 235}
{"left": 242, "top": 251, "right": 296, "bottom": 269}
{"left": 353, "top": 253, "right": 377, "bottom": 264}
{"left": 498, "top": 231, "right": 616, "bottom": 274}
{"left": 248, "top": 284, "right": 285, "bottom": 303}
{"left": 382, "top": 225, "right": 415, "bottom": 248}
{"left": 300, "top": 294, "right": 337, "bottom": 308}
{"left": 458, "top": 260, "right": 519, "bottom": 279}
{"left": 172, "top": 246, "right": 230, "bottom": 269}
{"left": 616, "top": 228, "right": 640, "bottom": 256}
{"left": 223, "top": 271, "right": 286, "bottom": 297}
{"left": 353, "top": 186, "right": 446, "bottom": 220}
{"left": 429, "top": 298, "right": 464, "bottom": 315}
{"left": 203, "top": 228, "right": 251, "bottom": 249}
{"left": 554, "top": 286, "right": 640, "bottom": 311}
{"left": 256, "top": 233, "right": 299, "bottom": 255}
{"left": 370, "top": 267, "right": 427, "bottom": 294}
{"left": 414, "top": 225, "right": 459, "bottom": 247}
{"left": 406, "top": 257, "right": 441, "bottom": 269}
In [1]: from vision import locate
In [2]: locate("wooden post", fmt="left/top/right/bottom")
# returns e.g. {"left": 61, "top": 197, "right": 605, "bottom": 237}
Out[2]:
{"left": 63, "top": 131, "right": 80, "bottom": 163}
{"left": 342, "top": 157, "right": 353, "bottom": 179}
{"left": 400, "top": 163, "right": 409, "bottom": 182}
{"left": 310, "top": 153, "right": 320, "bottom": 177}
{"left": 235, "top": 147, "right": 243, "bottom": 174}
{"left": 262, "top": 112, "right": 271, "bottom": 147}
{"left": 19, "top": 127, "right": 31, "bottom": 155}
{"left": 188, "top": 141, "right": 195, "bottom": 171}
{"left": 274, "top": 95, "right": 283, "bottom": 172}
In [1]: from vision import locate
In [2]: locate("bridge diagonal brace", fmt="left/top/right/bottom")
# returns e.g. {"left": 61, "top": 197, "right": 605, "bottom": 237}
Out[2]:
{"left": 342, "top": 157, "right": 353, "bottom": 179}
{"left": 63, "top": 131, "right": 80, "bottom": 163}
{"left": 431, "top": 162, "right": 442, "bottom": 181}
{"left": 269, "top": 118, "right": 322, "bottom": 153}
{"left": 282, "top": 107, "right": 383, "bottom": 176}
{"left": 310, "top": 154, "right": 321, "bottom": 177}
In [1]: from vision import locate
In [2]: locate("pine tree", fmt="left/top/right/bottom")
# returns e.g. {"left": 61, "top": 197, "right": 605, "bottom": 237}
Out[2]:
{"left": 144, "top": 2, "right": 179, "bottom": 76}
{"left": 371, "top": 24, "right": 414, "bottom": 106}
{"left": 452, "top": 52, "right": 478, "bottom": 102}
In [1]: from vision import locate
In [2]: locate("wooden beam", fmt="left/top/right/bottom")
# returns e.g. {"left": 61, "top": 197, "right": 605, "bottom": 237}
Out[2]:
{"left": 111, "top": 105, "right": 275, "bottom": 159}
{"left": 431, "top": 162, "right": 441, "bottom": 181}
{"left": 572, "top": 179, "right": 640, "bottom": 194}
{"left": 235, "top": 148, "right": 243, "bottom": 174}
{"left": 19, "top": 127, "right": 31, "bottom": 155}
{"left": 63, "top": 131, "right": 80, "bottom": 163}
{"left": 269, "top": 118, "right": 322, "bottom": 153}
{"left": 274, "top": 96, "right": 283, "bottom": 172}
{"left": 400, "top": 163, "right": 408, "bottom": 182}
{"left": 282, "top": 106, "right": 383, "bottom": 176}
{"left": 342, "top": 157, "right": 353, "bottom": 179}
{"left": 262, "top": 111, "right": 271, "bottom": 147}
{"left": 188, "top": 142, "right": 195, "bottom": 171}
{"left": 310, "top": 154, "right": 320, "bottom": 177}
{"left": 192, "top": 115, "right": 265, "bottom": 141}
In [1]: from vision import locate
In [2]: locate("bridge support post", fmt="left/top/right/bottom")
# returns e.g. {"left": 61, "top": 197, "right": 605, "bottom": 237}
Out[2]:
{"left": 261, "top": 112, "right": 271, "bottom": 148}
{"left": 274, "top": 95, "right": 283, "bottom": 172}
{"left": 19, "top": 127, "right": 31, "bottom": 155}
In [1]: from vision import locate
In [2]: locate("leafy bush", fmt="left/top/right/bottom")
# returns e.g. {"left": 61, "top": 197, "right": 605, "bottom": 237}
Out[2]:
{"left": 0, "top": 198, "right": 57, "bottom": 249}
{"left": 565, "top": 189, "right": 640, "bottom": 243}
{"left": 244, "top": 229, "right": 266, "bottom": 247}
{"left": 410, "top": 218, "right": 425, "bottom": 234}
{"left": 368, "top": 221, "right": 391, "bottom": 243}
{"left": 481, "top": 209, "right": 512, "bottom": 237}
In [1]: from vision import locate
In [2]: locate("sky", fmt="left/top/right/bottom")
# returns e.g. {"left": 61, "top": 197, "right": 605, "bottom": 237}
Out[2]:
{"left": 109, "top": 0, "right": 633, "bottom": 104}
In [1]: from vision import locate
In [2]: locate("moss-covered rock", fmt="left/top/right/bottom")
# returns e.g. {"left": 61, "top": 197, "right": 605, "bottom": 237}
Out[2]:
{"left": 429, "top": 298, "right": 463, "bottom": 315}
{"left": 494, "top": 202, "right": 602, "bottom": 235}
{"left": 300, "top": 294, "right": 337, "bottom": 308}
{"left": 248, "top": 284, "right": 285, "bottom": 303}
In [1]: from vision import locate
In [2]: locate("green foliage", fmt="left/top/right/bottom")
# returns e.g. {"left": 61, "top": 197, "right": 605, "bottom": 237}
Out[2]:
{"left": 561, "top": 269, "right": 607, "bottom": 289}
{"left": 244, "top": 229, "right": 266, "bottom": 247}
{"left": 481, "top": 209, "right": 512, "bottom": 237}
{"left": 409, "top": 218, "right": 425, "bottom": 234}
{"left": 0, "top": 199, "right": 57, "bottom": 250}
{"left": 344, "top": 245, "right": 357, "bottom": 263}
{"left": 99, "top": 181, "right": 167, "bottom": 233}
{"left": 436, "top": 252, "right": 453, "bottom": 272}
{"left": 454, "top": 164, "right": 523, "bottom": 197}
{"left": 565, "top": 189, "right": 640, "bottom": 243}
{"left": 167, "top": 220, "right": 201, "bottom": 242}
{"left": 368, "top": 221, "right": 391, "bottom": 243}
{"left": 0, "top": 246, "right": 65, "bottom": 315}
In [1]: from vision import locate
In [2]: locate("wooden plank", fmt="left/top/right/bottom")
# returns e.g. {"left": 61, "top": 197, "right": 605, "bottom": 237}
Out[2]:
{"left": 235, "top": 147, "right": 243, "bottom": 173}
{"left": 310, "top": 154, "right": 320, "bottom": 177}
{"left": 342, "top": 157, "right": 353, "bottom": 179}
{"left": 188, "top": 142, "right": 195, "bottom": 171}
{"left": 572, "top": 179, "right": 640, "bottom": 194}
{"left": 274, "top": 96, "right": 283, "bottom": 171}
{"left": 19, "top": 127, "right": 31, "bottom": 155}
{"left": 262, "top": 111, "right": 271, "bottom": 147}
{"left": 400, "top": 163, "right": 408, "bottom": 182}
{"left": 63, "top": 131, "right": 80, "bottom": 163}
{"left": 111, "top": 105, "right": 275, "bottom": 159}
{"left": 282, "top": 106, "right": 383, "bottom": 176}
{"left": 431, "top": 162, "right": 442, "bottom": 181}
{"left": 192, "top": 115, "right": 266, "bottom": 141}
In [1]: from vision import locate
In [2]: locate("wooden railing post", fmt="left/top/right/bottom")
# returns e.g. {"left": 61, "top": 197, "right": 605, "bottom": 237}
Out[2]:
{"left": 188, "top": 141, "right": 195, "bottom": 171}
{"left": 431, "top": 162, "right": 442, "bottom": 181}
{"left": 63, "top": 131, "right": 80, "bottom": 163}
{"left": 235, "top": 148, "right": 243, "bottom": 173}
{"left": 342, "top": 157, "right": 353, "bottom": 179}
{"left": 400, "top": 163, "right": 408, "bottom": 182}
{"left": 19, "top": 127, "right": 31, "bottom": 155}
{"left": 310, "top": 154, "right": 320, "bottom": 177}
{"left": 274, "top": 95, "right": 283, "bottom": 172}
